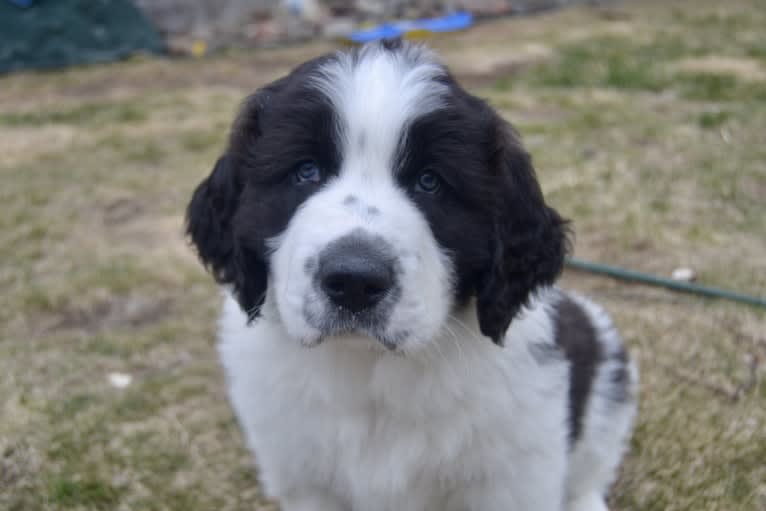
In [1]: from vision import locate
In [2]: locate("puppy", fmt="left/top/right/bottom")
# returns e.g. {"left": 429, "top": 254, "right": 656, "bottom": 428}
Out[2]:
{"left": 186, "top": 40, "right": 638, "bottom": 511}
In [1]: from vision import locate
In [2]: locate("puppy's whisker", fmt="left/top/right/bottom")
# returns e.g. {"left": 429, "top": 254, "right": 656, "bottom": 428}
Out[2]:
{"left": 440, "top": 321, "right": 464, "bottom": 360}
{"left": 446, "top": 314, "right": 484, "bottom": 348}
{"left": 419, "top": 328, "right": 463, "bottom": 383}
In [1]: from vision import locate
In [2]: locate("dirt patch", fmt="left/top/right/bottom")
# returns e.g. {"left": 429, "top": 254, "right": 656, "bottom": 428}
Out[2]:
{"left": 105, "top": 214, "right": 195, "bottom": 264}
{"left": 740, "top": 175, "right": 766, "bottom": 202}
{"left": 42, "top": 294, "right": 172, "bottom": 334}
{"left": 449, "top": 42, "right": 553, "bottom": 87}
{"left": 674, "top": 56, "right": 766, "bottom": 81}
{"left": 0, "top": 44, "right": 333, "bottom": 112}
{"left": 104, "top": 198, "right": 145, "bottom": 226}
{"left": 0, "top": 124, "right": 78, "bottom": 167}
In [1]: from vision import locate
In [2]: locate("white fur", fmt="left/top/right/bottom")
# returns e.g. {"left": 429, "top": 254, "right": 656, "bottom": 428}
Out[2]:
{"left": 313, "top": 43, "right": 447, "bottom": 166}
{"left": 269, "top": 171, "right": 452, "bottom": 350}
{"left": 222, "top": 291, "right": 564, "bottom": 510}
{"left": 219, "top": 290, "right": 636, "bottom": 510}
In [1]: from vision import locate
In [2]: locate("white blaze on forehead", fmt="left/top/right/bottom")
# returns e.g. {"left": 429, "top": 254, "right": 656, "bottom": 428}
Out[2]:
{"left": 313, "top": 44, "right": 448, "bottom": 175}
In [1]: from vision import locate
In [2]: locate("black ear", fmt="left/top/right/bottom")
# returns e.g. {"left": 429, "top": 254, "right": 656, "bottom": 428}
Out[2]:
{"left": 186, "top": 154, "right": 268, "bottom": 320}
{"left": 476, "top": 120, "right": 571, "bottom": 345}
{"left": 187, "top": 155, "right": 239, "bottom": 282}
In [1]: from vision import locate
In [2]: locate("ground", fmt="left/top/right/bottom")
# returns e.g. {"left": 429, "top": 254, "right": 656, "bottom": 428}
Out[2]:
{"left": 1, "top": 0, "right": 765, "bottom": 509}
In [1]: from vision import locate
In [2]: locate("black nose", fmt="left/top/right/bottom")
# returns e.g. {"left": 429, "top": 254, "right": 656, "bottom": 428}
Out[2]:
{"left": 318, "top": 237, "right": 395, "bottom": 313}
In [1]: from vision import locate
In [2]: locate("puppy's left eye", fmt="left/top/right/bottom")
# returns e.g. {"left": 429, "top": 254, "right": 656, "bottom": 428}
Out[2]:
{"left": 293, "top": 161, "right": 322, "bottom": 184}
{"left": 414, "top": 170, "right": 442, "bottom": 194}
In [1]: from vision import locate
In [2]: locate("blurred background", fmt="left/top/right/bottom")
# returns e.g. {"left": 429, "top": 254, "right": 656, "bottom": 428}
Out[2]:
{"left": 0, "top": 0, "right": 764, "bottom": 510}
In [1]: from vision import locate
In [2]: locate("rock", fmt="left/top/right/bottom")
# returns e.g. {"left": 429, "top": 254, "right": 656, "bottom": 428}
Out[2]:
{"left": 108, "top": 372, "right": 133, "bottom": 389}
{"left": 671, "top": 267, "right": 697, "bottom": 282}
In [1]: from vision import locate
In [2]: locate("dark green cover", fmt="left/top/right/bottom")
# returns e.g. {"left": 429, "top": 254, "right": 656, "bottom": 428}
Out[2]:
{"left": 0, "top": 0, "right": 164, "bottom": 74}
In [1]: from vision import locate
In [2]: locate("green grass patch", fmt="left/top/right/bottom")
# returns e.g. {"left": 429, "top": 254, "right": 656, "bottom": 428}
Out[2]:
{"left": 747, "top": 42, "right": 766, "bottom": 61}
{"left": 181, "top": 128, "right": 226, "bottom": 153}
{"left": 524, "top": 34, "right": 686, "bottom": 91}
{"left": 0, "top": 100, "right": 148, "bottom": 127}
{"left": 49, "top": 477, "right": 121, "bottom": 509}
{"left": 48, "top": 393, "right": 98, "bottom": 420}
{"left": 697, "top": 109, "right": 732, "bottom": 128}
{"left": 675, "top": 72, "right": 766, "bottom": 101}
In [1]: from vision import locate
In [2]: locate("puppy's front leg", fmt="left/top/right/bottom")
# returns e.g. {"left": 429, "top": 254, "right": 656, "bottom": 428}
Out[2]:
{"left": 281, "top": 490, "right": 348, "bottom": 511}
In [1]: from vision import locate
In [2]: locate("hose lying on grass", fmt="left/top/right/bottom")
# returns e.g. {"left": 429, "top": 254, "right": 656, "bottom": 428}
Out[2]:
{"left": 565, "top": 257, "right": 766, "bottom": 309}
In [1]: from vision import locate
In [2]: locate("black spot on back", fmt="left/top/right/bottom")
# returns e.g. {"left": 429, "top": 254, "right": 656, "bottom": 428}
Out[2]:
{"left": 554, "top": 295, "right": 602, "bottom": 445}
{"left": 607, "top": 344, "right": 632, "bottom": 404}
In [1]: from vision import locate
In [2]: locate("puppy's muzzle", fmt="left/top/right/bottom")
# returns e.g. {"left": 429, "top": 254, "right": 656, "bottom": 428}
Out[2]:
{"left": 317, "top": 235, "right": 395, "bottom": 313}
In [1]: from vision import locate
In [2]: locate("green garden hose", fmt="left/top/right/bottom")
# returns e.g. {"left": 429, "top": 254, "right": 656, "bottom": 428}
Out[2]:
{"left": 565, "top": 257, "right": 766, "bottom": 309}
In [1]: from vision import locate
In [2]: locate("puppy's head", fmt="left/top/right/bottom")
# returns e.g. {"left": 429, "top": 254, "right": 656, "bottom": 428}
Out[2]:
{"left": 187, "top": 41, "right": 569, "bottom": 351}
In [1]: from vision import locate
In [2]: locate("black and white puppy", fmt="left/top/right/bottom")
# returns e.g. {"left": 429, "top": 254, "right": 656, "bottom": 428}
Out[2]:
{"left": 187, "top": 40, "right": 638, "bottom": 511}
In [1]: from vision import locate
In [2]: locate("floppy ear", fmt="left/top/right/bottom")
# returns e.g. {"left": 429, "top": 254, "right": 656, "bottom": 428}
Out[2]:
{"left": 476, "top": 120, "right": 571, "bottom": 345}
{"left": 187, "top": 85, "right": 288, "bottom": 319}
{"left": 186, "top": 154, "right": 239, "bottom": 282}
{"left": 186, "top": 153, "right": 268, "bottom": 320}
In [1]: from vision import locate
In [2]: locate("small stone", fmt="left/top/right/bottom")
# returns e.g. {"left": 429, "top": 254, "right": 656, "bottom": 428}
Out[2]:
{"left": 671, "top": 267, "right": 696, "bottom": 282}
{"left": 108, "top": 372, "right": 133, "bottom": 389}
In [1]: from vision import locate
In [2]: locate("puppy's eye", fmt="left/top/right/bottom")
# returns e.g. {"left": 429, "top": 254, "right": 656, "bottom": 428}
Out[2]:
{"left": 414, "top": 170, "right": 442, "bottom": 194}
{"left": 293, "top": 161, "right": 322, "bottom": 184}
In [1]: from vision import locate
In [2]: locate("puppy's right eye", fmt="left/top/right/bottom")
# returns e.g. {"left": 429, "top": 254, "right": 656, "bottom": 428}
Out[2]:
{"left": 414, "top": 170, "right": 442, "bottom": 194}
{"left": 293, "top": 161, "right": 323, "bottom": 185}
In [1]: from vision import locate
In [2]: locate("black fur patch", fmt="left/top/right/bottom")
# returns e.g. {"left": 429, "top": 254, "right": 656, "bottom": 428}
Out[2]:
{"left": 553, "top": 295, "right": 602, "bottom": 444}
{"left": 396, "top": 73, "right": 570, "bottom": 344}
{"left": 606, "top": 342, "right": 632, "bottom": 405}
{"left": 186, "top": 54, "right": 341, "bottom": 320}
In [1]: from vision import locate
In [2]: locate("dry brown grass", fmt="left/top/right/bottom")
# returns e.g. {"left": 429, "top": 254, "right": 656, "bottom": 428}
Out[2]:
{"left": 1, "top": 0, "right": 765, "bottom": 509}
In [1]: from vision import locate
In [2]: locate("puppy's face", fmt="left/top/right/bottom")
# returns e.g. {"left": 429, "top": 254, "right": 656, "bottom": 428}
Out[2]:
{"left": 187, "top": 41, "right": 568, "bottom": 352}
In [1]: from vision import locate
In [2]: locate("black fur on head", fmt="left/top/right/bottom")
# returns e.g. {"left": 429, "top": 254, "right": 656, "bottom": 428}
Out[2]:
{"left": 474, "top": 121, "right": 571, "bottom": 344}
{"left": 398, "top": 75, "right": 570, "bottom": 346}
{"left": 186, "top": 56, "right": 339, "bottom": 320}
{"left": 186, "top": 150, "right": 269, "bottom": 319}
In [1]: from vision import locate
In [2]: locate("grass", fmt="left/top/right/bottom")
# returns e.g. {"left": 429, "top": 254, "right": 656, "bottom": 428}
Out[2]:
{"left": 1, "top": 0, "right": 765, "bottom": 509}
{"left": 0, "top": 102, "right": 148, "bottom": 127}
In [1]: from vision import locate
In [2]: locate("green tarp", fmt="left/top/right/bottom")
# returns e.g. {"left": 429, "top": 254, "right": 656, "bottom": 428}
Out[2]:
{"left": 0, "top": 0, "right": 163, "bottom": 74}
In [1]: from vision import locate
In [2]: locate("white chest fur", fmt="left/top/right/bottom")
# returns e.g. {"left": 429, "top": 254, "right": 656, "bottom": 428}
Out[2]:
{"left": 218, "top": 294, "right": 571, "bottom": 511}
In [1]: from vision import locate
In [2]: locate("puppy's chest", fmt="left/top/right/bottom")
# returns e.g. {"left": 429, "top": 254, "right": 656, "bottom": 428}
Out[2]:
{"left": 299, "top": 396, "right": 473, "bottom": 506}
{"left": 273, "top": 363, "right": 485, "bottom": 500}
{"left": 230, "top": 335, "right": 530, "bottom": 504}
